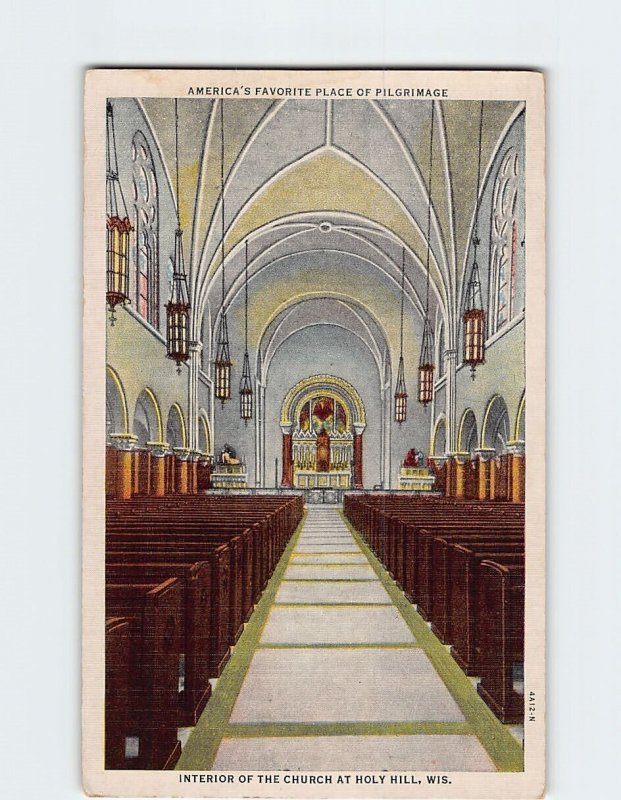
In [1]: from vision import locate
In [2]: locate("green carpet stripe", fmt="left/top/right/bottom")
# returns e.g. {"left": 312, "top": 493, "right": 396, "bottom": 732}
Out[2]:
{"left": 340, "top": 510, "right": 524, "bottom": 773}
{"left": 258, "top": 642, "right": 421, "bottom": 649}
{"left": 272, "top": 602, "right": 394, "bottom": 608}
{"left": 224, "top": 721, "right": 472, "bottom": 738}
{"left": 175, "top": 511, "right": 308, "bottom": 771}
{"left": 281, "top": 578, "right": 378, "bottom": 583}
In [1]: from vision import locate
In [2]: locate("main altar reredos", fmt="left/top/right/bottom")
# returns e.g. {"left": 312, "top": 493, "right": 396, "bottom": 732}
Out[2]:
{"left": 279, "top": 375, "right": 365, "bottom": 490}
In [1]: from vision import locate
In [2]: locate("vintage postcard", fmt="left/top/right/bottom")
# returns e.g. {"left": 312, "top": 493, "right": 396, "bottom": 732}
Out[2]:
{"left": 83, "top": 69, "right": 545, "bottom": 798}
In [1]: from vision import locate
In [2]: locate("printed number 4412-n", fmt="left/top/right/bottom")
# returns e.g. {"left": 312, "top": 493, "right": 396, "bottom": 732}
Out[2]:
{"left": 528, "top": 691, "right": 536, "bottom": 722}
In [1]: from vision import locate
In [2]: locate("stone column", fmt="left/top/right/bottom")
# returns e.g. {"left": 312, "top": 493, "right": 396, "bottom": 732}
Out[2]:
{"left": 380, "top": 378, "right": 392, "bottom": 489}
{"left": 108, "top": 434, "right": 138, "bottom": 500}
{"left": 174, "top": 448, "right": 191, "bottom": 495}
{"left": 187, "top": 341, "right": 203, "bottom": 452}
{"left": 444, "top": 349, "right": 458, "bottom": 454}
{"left": 187, "top": 450, "right": 202, "bottom": 494}
{"left": 450, "top": 451, "right": 469, "bottom": 499}
{"left": 280, "top": 425, "right": 293, "bottom": 487}
{"left": 507, "top": 440, "right": 526, "bottom": 503}
{"left": 474, "top": 448, "right": 496, "bottom": 500}
{"left": 353, "top": 423, "right": 365, "bottom": 489}
{"left": 255, "top": 380, "right": 266, "bottom": 487}
{"left": 146, "top": 442, "right": 169, "bottom": 497}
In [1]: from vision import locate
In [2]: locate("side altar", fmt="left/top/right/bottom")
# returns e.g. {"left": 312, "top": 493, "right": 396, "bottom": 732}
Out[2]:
{"left": 397, "top": 448, "right": 435, "bottom": 492}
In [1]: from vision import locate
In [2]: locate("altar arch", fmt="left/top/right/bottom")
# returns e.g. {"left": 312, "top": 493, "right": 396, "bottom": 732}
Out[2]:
{"left": 280, "top": 375, "right": 366, "bottom": 489}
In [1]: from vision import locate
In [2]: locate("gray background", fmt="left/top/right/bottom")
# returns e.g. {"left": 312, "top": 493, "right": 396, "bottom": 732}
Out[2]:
{"left": 1, "top": 1, "right": 618, "bottom": 797}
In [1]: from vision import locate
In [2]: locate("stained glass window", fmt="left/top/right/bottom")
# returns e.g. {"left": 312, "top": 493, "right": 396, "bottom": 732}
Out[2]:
{"left": 490, "top": 149, "right": 520, "bottom": 333}
{"left": 132, "top": 131, "right": 159, "bottom": 328}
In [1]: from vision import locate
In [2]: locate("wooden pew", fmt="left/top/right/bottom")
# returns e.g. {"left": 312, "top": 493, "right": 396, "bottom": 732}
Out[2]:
{"left": 107, "top": 543, "right": 231, "bottom": 678}
{"left": 105, "top": 617, "right": 132, "bottom": 769}
{"left": 106, "top": 561, "right": 213, "bottom": 725}
{"left": 428, "top": 534, "right": 524, "bottom": 641}
{"left": 343, "top": 493, "right": 526, "bottom": 726}
{"left": 476, "top": 558, "right": 525, "bottom": 723}
{"left": 105, "top": 578, "right": 184, "bottom": 770}
{"left": 107, "top": 530, "right": 246, "bottom": 645}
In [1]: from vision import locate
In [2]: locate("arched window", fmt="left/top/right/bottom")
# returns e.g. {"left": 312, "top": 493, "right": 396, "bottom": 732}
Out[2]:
{"left": 132, "top": 132, "right": 159, "bottom": 328}
{"left": 489, "top": 148, "right": 520, "bottom": 334}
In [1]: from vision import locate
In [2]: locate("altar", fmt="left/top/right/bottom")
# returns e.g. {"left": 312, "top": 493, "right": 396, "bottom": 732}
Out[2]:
{"left": 398, "top": 466, "right": 436, "bottom": 492}
{"left": 294, "top": 470, "right": 351, "bottom": 490}
{"left": 280, "top": 380, "right": 365, "bottom": 490}
{"left": 211, "top": 463, "right": 248, "bottom": 490}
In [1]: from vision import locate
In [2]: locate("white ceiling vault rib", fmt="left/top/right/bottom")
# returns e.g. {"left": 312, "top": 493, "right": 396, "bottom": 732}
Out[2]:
{"left": 368, "top": 99, "right": 452, "bottom": 301}
{"left": 195, "top": 144, "right": 327, "bottom": 323}
{"left": 200, "top": 138, "right": 448, "bottom": 328}
{"left": 435, "top": 101, "right": 458, "bottom": 339}
{"left": 326, "top": 99, "right": 333, "bottom": 145}
{"left": 266, "top": 322, "right": 384, "bottom": 382}
{"left": 133, "top": 97, "right": 524, "bottom": 362}
{"left": 192, "top": 98, "right": 284, "bottom": 328}
{"left": 261, "top": 293, "right": 390, "bottom": 357}
{"left": 189, "top": 98, "right": 217, "bottom": 299}
{"left": 259, "top": 295, "right": 389, "bottom": 381}
{"left": 212, "top": 245, "right": 428, "bottom": 341}
{"left": 338, "top": 226, "right": 443, "bottom": 320}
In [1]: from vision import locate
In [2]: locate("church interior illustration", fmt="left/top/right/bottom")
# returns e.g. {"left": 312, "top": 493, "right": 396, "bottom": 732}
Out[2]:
{"left": 105, "top": 97, "right": 526, "bottom": 773}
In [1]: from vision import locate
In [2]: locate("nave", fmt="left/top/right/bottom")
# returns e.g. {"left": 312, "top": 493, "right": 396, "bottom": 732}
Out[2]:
{"left": 177, "top": 506, "right": 523, "bottom": 772}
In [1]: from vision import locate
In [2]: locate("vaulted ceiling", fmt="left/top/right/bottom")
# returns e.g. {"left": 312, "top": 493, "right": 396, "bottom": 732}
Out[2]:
{"left": 138, "top": 98, "right": 523, "bottom": 360}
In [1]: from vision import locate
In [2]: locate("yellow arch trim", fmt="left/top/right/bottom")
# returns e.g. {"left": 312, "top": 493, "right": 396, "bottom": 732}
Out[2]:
{"left": 292, "top": 390, "right": 353, "bottom": 431}
{"left": 198, "top": 413, "right": 212, "bottom": 455}
{"left": 141, "top": 387, "right": 164, "bottom": 443}
{"left": 481, "top": 394, "right": 507, "bottom": 449}
{"left": 431, "top": 415, "right": 446, "bottom": 456}
{"left": 169, "top": 403, "right": 187, "bottom": 448}
{"left": 106, "top": 365, "right": 129, "bottom": 434}
{"left": 281, "top": 375, "right": 365, "bottom": 427}
{"left": 457, "top": 408, "right": 478, "bottom": 452}
{"left": 514, "top": 392, "right": 526, "bottom": 440}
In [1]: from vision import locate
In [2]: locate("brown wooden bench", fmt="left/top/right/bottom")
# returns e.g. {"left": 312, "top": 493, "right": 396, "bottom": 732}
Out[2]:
{"left": 105, "top": 578, "right": 183, "bottom": 770}
{"left": 476, "top": 558, "right": 525, "bottom": 723}
{"left": 106, "top": 561, "right": 213, "bottom": 725}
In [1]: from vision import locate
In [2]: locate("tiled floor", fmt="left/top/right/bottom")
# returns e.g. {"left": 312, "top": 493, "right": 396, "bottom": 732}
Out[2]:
{"left": 177, "top": 506, "right": 523, "bottom": 773}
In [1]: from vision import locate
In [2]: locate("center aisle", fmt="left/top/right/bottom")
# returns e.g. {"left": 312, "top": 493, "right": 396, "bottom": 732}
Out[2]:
{"left": 177, "top": 506, "right": 523, "bottom": 772}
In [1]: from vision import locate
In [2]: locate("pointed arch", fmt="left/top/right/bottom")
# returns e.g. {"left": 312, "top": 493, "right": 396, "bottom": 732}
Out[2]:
{"left": 481, "top": 394, "right": 511, "bottom": 453}
{"left": 198, "top": 410, "right": 212, "bottom": 455}
{"left": 514, "top": 391, "right": 526, "bottom": 441}
{"left": 166, "top": 403, "right": 187, "bottom": 449}
{"left": 133, "top": 388, "right": 163, "bottom": 445}
{"left": 457, "top": 408, "right": 479, "bottom": 454}
{"left": 431, "top": 415, "right": 447, "bottom": 457}
{"left": 106, "top": 365, "right": 129, "bottom": 435}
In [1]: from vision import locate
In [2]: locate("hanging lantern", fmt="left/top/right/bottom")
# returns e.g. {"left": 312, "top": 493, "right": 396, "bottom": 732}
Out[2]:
{"left": 239, "top": 351, "right": 253, "bottom": 423}
{"left": 394, "top": 355, "right": 408, "bottom": 424}
{"left": 464, "top": 252, "right": 485, "bottom": 378}
{"left": 214, "top": 99, "right": 232, "bottom": 404}
{"left": 166, "top": 100, "right": 191, "bottom": 373}
{"left": 418, "top": 99, "right": 436, "bottom": 408}
{"left": 394, "top": 247, "right": 408, "bottom": 424}
{"left": 214, "top": 313, "right": 232, "bottom": 404}
{"left": 418, "top": 317, "right": 434, "bottom": 407}
{"left": 463, "top": 101, "right": 487, "bottom": 380}
{"left": 105, "top": 101, "right": 132, "bottom": 324}
{"left": 166, "top": 228, "right": 190, "bottom": 372}
{"left": 239, "top": 239, "right": 253, "bottom": 423}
